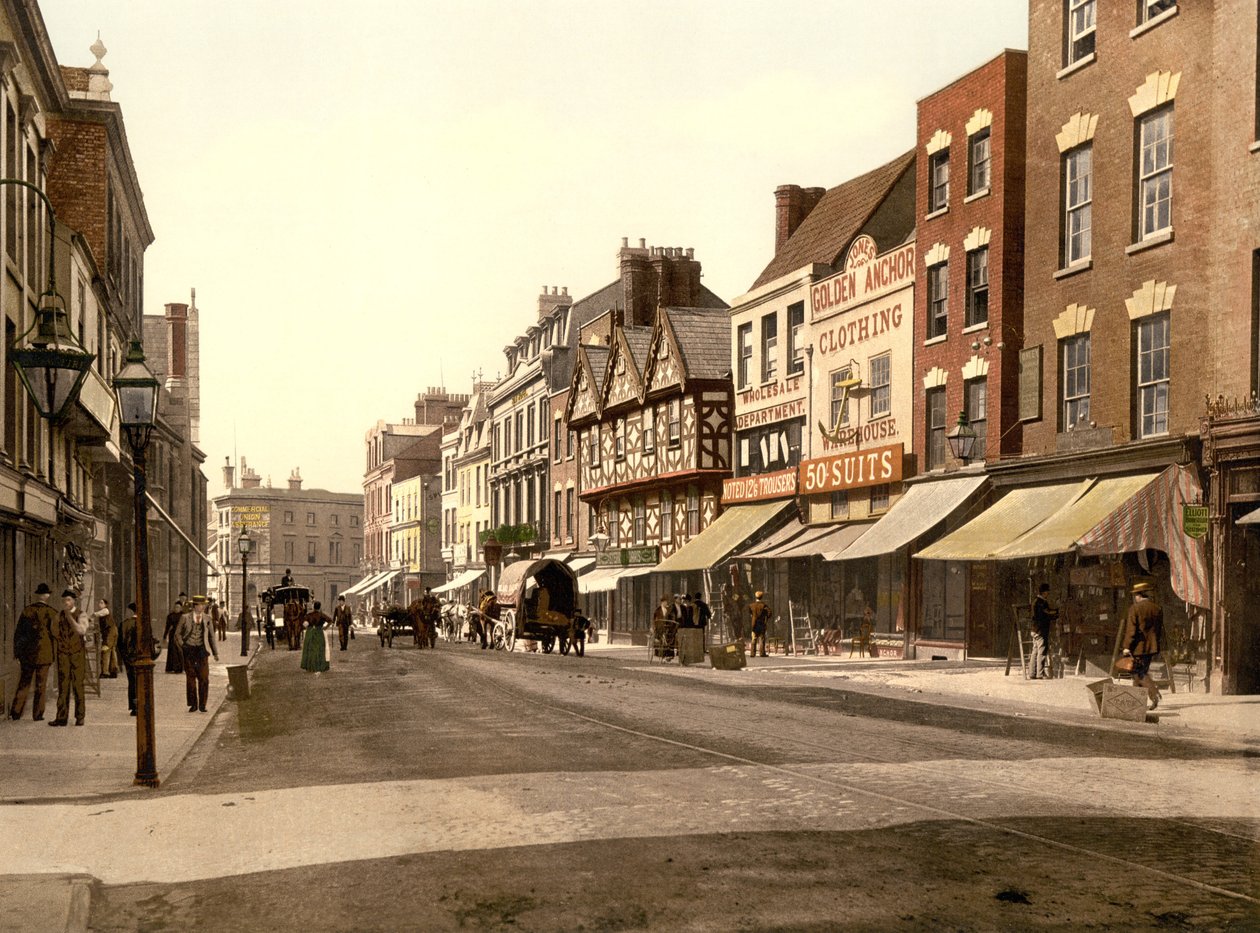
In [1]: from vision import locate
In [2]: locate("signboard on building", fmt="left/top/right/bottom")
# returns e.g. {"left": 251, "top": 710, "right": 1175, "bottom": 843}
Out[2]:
{"left": 1019, "top": 346, "right": 1042, "bottom": 422}
{"left": 722, "top": 468, "right": 798, "bottom": 504}
{"left": 1183, "top": 504, "right": 1209, "bottom": 539}
{"left": 596, "top": 545, "right": 659, "bottom": 567}
{"left": 810, "top": 242, "right": 915, "bottom": 321}
{"left": 232, "top": 505, "right": 270, "bottom": 528}
{"left": 799, "top": 443, "right": 904, "bottom": 495}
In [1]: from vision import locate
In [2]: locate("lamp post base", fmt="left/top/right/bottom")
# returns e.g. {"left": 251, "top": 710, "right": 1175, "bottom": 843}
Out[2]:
{"left": 132, "top": 656, "right": 160, "bottom": 788}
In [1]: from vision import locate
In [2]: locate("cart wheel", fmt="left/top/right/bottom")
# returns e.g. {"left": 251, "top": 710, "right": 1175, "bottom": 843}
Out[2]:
{"left": 541, "top": 635, "right": 556, "bottom": 654}
{"left": 504, "top": 625, "right": 517, "bottom": 653}
{"left": 559, "top": 635, "right": 570, "bottom": 656}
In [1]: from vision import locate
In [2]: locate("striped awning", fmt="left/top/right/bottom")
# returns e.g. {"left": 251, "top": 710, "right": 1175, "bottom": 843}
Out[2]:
{"left": 1077, "top": 464, "right": 1209, "bottom": 607}
{"left": 995, "top": 474, "right": 1159, "bottom": 559}
{"left": 343, "top": 571, "right": 385, "bottom": 597}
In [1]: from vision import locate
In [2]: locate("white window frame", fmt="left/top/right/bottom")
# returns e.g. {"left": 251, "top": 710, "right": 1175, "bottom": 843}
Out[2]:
{"left": 968, "top": 129, "right": 991, "bottom": 195}
{"left": 926, "top": 388, "right": 947, "bottom": 471}
{"left": 1139, "top": 0, "right": 1175, "bottom": 24}
{"left": 868, "top": 353, "right": 891, "bottom": 419}
{"left": 1067, "top": 0, "right": 1096, "bottom": 65}
{"left": 787, "top": 303, "right": 805, "bottom": 376}
{"left": 965, "top": 378, "right": 987, "bottom": 461}
{"left": 966, "top": 247, "right": 989, "bottom": 328}
{"left": 929, "top": 150, "right": 950, "bottom": 212}
{"left": 1062, "top": 333, "right": 1091, "bottom": 430}
{"left": 1137, "top": 315, "right": 1170, "bottom": 438}
{"left": 736, "top": 323, "right": 752, "bottom": 389}
{"left": 1138, "top": 108, "right": 1174, "bottom": 240}
{"left": 928, "top": 263, "right": 949, "bottom": 339}
{"left": 829, "top": 365, "right": 852, "bottom": 428}
{"left": 760, "top": 312, "right": 778, "bottom": 382}
{"left": 1065, "top": 145, "right": 1093, "bottom": 265}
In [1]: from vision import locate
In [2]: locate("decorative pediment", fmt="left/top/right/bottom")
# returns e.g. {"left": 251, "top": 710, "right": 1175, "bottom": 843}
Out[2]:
{"left": 1128, "top": 71, "right": 1181, "bottom": 117}
{"left": 963, "top": 226, "right": 991, "bottom": 253}
{"left": 925, "top": 129, "right": 952, "bottom": 155}
{"left": 645, "top": 314, "right": 684, "bottom": 394}
{"left": 1056, "top": 111, "right": 1099, "bottom": 153}
{"left": 602, "top": 328, "right": 645, "bottom": 410}
{"left": 566, "top": 350, "right": 601, "bottom": 423}
{"left": 1125, "top": 280, "right": 1176, "bottom": 320}
{"left": 924, "top": 242, "right": 950, "bottom": 267}
{"left": 961, "top": 354, "right": 989, "bottom": 381}
{"left": 965, "top": 109, "right": 993, "bottom": 137}
{"left": 923, "top": 366, "right": 948, "bottom": 390}
{"left": 1052, "top": 303, "right": 1095, "bottom": 339}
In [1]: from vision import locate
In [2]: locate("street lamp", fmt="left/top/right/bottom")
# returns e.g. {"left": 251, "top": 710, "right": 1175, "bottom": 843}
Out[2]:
{"left": 238, "top": 528, "right": 253, "bottom": 656}
{"left": 113, "top": 339, "right": 161, "bottom": 788}
{"left": 946, "top": 410, "right": 979, "bottom": 465}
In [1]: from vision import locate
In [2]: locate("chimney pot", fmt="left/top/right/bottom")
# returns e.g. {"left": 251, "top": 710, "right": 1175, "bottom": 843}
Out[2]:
{"left": 621, "top": 237, "right": 628, "bottom": 248}
{"left": 639, "top": 238, "right": 646, "bottom": 249}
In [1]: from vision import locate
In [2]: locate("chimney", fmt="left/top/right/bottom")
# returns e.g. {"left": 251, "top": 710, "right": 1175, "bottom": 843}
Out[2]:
{"left": 538, "top": 285, "right": 572, "bottom": 320}
{"left": 222, "top": 456, "right": 235, "bottom": 489}
{"left": 650, "top": 245, "right": 703, "bottom": 311}
{"left": 775, "top": 184, "right": 824, "bottom": 253}
{"left": 164, "top": 302, "right": 189, "bottom": 384}
{"left": 240, "top": 457, "right": 262, "bottom": 489}
{"left": 619, "top": 237, "right": 655, "bottom": 327}
{"left": 288, "top": 468, "right": 303, "bottom": 491}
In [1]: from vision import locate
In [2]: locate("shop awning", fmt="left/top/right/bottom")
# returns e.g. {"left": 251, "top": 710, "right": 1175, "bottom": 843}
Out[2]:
{"left": 995, "top": 473, "right": 1160, "bottom": 559}
{"left": 777, "top": 521, "right": 870, "bottom": 559}
{"left": 432, "top": 567, "right": 485, "bottom": 594}
{"left": 1239, "top": 505, "right": 1260, "bottom": 525}
{"left": 1077, "top": 464, "right": 1209, "bottom": 607}
{"left": 356, "top": 569, "right": 401, "bottom": 597}
{"left": 567, "top": 556, "right": 597, "bottom": 573}
{"left": 578, "top": 565, "right": 652, "bottom": 594}
{"left": 835, "top": 474, "right": 988, "bottom": 561}
{"left": 342, "top": 572, "right": 380, "bottom": 597}
{"left": 146, "top": 492, "right": 216, "bottom": 569}
{"left": 916, "top": 480, "right": 1092, "bottom": 561}
{"left": 735, "top": 519, "right": 810, "bottom": 559}
{"left": 653, "top": 499, "right": 795, "bottom": 573}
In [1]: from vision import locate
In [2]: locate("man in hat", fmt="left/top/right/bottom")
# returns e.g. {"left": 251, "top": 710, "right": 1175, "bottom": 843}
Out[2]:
{"left": 51, "top": 590, "right": 88, "bottom": 726}
{"left": 693, "top": 592, "right": 712, "bottom": 636}
{"left": 748, "top": 590, "right": 772, "bottom": 657}
{"left": 333, "top": 595, "right": 354, "bottom": 651}
{"left": 10, "top": 583, "right": 57, "bottom": 721}
{"left": 1029, "top": 583, "right": 1059, "bottom": 679}
{"left": 1122, "top": 581, "right": 1164, "bottom": 709}
{"left": 176, "top": 596, "right": 219, "bottom": 713}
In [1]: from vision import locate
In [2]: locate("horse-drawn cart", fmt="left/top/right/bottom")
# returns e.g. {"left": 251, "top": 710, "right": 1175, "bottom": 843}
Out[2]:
{"left": 493, "top": 558, "right": 583, "bottom": 655}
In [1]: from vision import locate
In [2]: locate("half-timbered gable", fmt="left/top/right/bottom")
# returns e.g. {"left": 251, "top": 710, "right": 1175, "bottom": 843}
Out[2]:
{"left": 566, "top": 345, "right": 605, "bottom": 424}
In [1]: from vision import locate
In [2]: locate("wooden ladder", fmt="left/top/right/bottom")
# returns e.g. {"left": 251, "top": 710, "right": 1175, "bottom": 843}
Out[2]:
{"left": 788, "top": 601, "right": 816, "bottom": 655}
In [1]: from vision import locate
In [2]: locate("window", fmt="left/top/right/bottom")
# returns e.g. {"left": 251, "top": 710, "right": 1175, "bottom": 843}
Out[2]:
{"left": 736, "top": 323, "right": 753, "bottom": 389}
{"left": 1138, "top": 108, "right": 1173, "bottom": 240}
{"left": 553, "top": 417, "right": 562, "bottom": 463}
{"left": 830, "top": 489, "right": 849, "bottom": 521}
{"left": 965, "top": 378, "right": 987, "bottom": 461}
{"left": 332, "top": 514, "right": 339, "bottom": 526}
{"left": 633, "top": 498, "right": 646, "bottom": 543}
{"left": 1064, "top": 146, "right": 1093, "bottom": 265}
{"left": 1138, "top": 0, "right": 1175, "bottom": 24}
{"left": 565, "top": 488, "right": 574, "bottom": 540}
{"left": 1067, "top": 0, "right": 1096, "bottom": 65}
{"left": 554, "top": 491, "right": 562, "bottom": 542}
{"left": 686, "top": 486, "right": 700, "bottom": 536}
{"left": 515, "top": 411, "right": 524, "bottom": 453}
{"left": 968, "top": 129, "right": 991, "bottom": 195}
{"left": 869, "top": 353, "right": 891, "bottom": 418}
{"left": 830, "top": 366, "right": 852, "bottom": 428}
{"left": 284, "top": 540, "right": 295, "bottom": 562}
{"left": 660, "top": 491, "right": 673, "bottom": 543}
{"left": 307, "top": 512, "right": 315, "bottom": 526}
{"left": 1136, "top": 315, "right": 1170, "bottom": 437}
{"left": 668, "top": 399, "right": 681, "bottom": 447}
{"left": 760, "top": 312, "right": 778, "bottom": 382}
{"left": 928, "top": 263, "right": 948, "bottom": 339}
{"left": 329, "top": 541, "right": 341, "bottom": 564}
{"left": 588, "top": 505, "right": 597, "bottom": 540}
{"left": 284, "top": 511, "right": 294, "bottom": 525}
{"left": 740, "top": 419, "right": 803, "bottom": 473}
{"left": 606, "top": 503, "right": 619, "bottom": 547}
{"left": 926, "top": 388, "right": 947, "bottom": 470}
{"left": 566, "top": 429, "right": 574, "bottom": 459}
{"left": 869, "top": 484, "right": 890, "bottom": 513}
{"left": 526, "top": 407, "right": 535, "bottom": 448}
{"left": 929, "top": 150, "right": 949, "bottom": 212}
{"left": 350, "top": 515, "right": 358, "bottom": 527}
{"left": 644, "top": 407, "right": 655, "bottom": 453}
{"left": 588, "top": 425, "right": 600, "bottom": 470}
{"left": 1062, "top": 334, "right": 1091, "bottom": 429}
{"left": 615, "top": 418, "right": 626, "bottom": 460}
{"left": 787, "top": 302, "right": 805, "bottom": 375}
{"left": 966, "top": 248, "right": 989, "bottom": 328}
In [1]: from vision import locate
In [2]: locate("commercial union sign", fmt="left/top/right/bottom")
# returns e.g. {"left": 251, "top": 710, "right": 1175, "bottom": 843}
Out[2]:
{"left": 799, "top": 443, "right": 903, "bottom": 495}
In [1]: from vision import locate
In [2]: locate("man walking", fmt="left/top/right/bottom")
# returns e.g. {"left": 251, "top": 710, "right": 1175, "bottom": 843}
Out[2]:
{"left": 1122, "top": 581, "right": 1164, "bottom": 710}
{"left": 1030, "top": 582, "right": 1058, "bottom": 679}
{"left": 177, "top": 595, "right": 219, "bottom": 713}
{"left": 333, "top": 595, "right": 353, "bottom": 651}
{"left": 748, "top": 590, "right": 772, "bottom": 657}
{"left": 9, "top": 583, "right": 56, "bottom": 721}
{"left": 51, "top": 589, "right": 88, "bottom": 726}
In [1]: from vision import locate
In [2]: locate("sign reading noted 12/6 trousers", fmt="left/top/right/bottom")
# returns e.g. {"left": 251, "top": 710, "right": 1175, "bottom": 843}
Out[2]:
{"left": 799, "top": 443, "right": 903, "bottom": 495}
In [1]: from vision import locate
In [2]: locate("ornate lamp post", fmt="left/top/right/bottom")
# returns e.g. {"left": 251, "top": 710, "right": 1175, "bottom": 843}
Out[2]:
{"left": 946, "top": 411, "right": 979, "bottom": 466}
{"left": 113, "top": 340, "right": 161, "bottom": 788}
{"left": 238, "top": 528, "right": 253, "bottom": 656}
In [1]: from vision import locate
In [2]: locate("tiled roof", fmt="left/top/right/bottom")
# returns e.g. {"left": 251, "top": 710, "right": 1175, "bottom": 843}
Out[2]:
{"left": 584, "top": 345, "right": 610, "bottom": 396}
{"left": 665, "top": 308, "right": 733, "bottom": 381}
{"left": 622, "top": 326, "right": 653, "bottom": 375}
{"left": 751, "top": 150, "right": 915, "bottom": 290}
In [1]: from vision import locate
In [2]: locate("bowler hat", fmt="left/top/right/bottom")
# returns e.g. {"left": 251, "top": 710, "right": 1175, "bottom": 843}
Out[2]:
{"left": 61, "top": 589, "right": 77, "bottom": 599}
{"left": 1130, "top": 581, "right": 1153, "bottom": 594}
{"left": 35, "top": 582, "right": 50, "bottom": 595}
{"left": 755, "top": 590, "right": 764, "bottom": 598}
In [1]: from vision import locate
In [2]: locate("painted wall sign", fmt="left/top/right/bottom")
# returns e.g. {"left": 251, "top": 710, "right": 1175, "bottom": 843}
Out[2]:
{"left": 232, "top": 505, "right": 270, "bottom": 528}
{"left": 595, "top": 545, "right": 659, "bottom": 567}
{"left": 722, "top": 467, "right": 798, "bottom": 504}
{"left": 735, "top": 398, "right": 806, "bottom": 430}
{"left": 737, "top": 374, "right": 803, "bottom": 407}
{"left": 799, "top": 442, "right": 904, "bottom": 495}
{"left": 1183, "top": 505, "right": 1209, "bottom": 539}
{"left": 810, "top": 243, "right": 916, "bottom": 320}
{"left": 1019, "top": 346, "right": 1042, "bottom": 422}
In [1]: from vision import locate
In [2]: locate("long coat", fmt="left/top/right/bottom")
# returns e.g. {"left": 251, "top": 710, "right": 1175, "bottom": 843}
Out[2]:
{"left": 1123, "top": 597, "right": 1163, "bottom": 656}
{"left": 14, "top": 602, "right": 56, "bottom": 666}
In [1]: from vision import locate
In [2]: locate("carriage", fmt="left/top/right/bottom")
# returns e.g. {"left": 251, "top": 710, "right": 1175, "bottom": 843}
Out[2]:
{"left": 491, "top": 558, "right": 584, "bottom": 655}
{"left": 263, "top": 584, "right": 311, "bottom": 650}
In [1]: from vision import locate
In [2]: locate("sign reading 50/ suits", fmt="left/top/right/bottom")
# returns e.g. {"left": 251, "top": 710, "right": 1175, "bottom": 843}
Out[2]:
{"left": 799, "top": 443, "right": 903, "bottom": 495}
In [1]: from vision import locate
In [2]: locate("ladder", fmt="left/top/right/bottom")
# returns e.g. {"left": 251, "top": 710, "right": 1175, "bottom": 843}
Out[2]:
{"left": 788, "top": 601, "right": 816, "bottom": 655}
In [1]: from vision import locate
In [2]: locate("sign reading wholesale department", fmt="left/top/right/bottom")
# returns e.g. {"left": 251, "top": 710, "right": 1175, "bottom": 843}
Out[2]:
{"left": 232, "top": 505, "right": 270, "bottom": 528}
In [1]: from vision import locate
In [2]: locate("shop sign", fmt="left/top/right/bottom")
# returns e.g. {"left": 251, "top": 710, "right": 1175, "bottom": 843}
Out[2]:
{"left": 737, "top": 374, "right": 803, "bottom": 409}
{"left": 232, "top": 505, "right": 270, "bottom": 528}
{"left": 735, "top": 397, "right": 806, "bottom": 430}
{"left": 596, "top": 545, "right": 659, "bottom": 567}
{"left": 1183, "top": 504, "right": 1209, "bottom": 539}
{"left": 810, "top": 242, "right": 915, "bottom": 320}
{"left": 799, "top": 442, "right": 903, "bottom": 495}
{"left": 722, "top": 468, "right": 798, "bottom": 504}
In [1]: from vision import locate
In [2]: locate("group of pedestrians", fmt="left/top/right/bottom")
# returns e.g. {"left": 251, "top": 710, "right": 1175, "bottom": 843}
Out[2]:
{"left": 297, "top": 595, "right": 356, "bottom": 673}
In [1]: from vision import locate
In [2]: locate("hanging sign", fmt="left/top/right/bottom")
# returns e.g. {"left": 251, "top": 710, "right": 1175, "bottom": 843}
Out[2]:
{"left": 1183, "top": 504, "right": 1209, "bottom": 539}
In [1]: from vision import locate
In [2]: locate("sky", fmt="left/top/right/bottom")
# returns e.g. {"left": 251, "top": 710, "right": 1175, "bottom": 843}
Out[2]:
{"left": 40, "top": 1, "right": 1028, "bottom": 495}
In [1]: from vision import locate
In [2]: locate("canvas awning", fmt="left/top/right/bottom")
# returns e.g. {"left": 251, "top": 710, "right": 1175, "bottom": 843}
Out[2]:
{"left": 578, "top": 565, "right": 652, "bottom": 594}
{"left": 916, "top": 480, "right": 1092, "bottom": 561}
{"left": 653, "top": 499, "right": 795, "bottom": 573}
{"left": 735, "top": 519, "right": 810, "bottom": 559}
{"left": 1239, "top": 505, "right": 1260, "bottom": 525}
{"left": 431, "top": 567, "right": 484, "bottom": 594}
{"left": 342, "top": 572, "right": 380, "bottom": 597}
{"left": 995, "top": 474, "right": 1159, "bottom": 559}
{"left": 356, "top": 569, "right": 400, "bottom": 597}
{"left": 834, "top": 474, "right": 988, "bottom": 561}
{"left": 567, "top": 556, "right": 597, "bottom": 573}
{"left": 776, "top": 522, "right": 870, "bottom": 559}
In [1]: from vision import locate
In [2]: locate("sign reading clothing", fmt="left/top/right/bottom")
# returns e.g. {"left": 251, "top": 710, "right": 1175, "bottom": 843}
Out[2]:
{"left": 799, "top": 443, "right": 903, "bottom": 495}
{"left": 722, "top": 468, "right": 798, "bottom": 504}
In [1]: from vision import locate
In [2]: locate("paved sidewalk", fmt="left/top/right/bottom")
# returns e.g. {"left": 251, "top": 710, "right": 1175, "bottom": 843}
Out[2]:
{"left": 0, "top": 632, "right": 254, "bottom": 802}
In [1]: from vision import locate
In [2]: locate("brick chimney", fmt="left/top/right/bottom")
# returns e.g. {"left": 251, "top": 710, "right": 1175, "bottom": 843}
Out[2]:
{"left": 538, "top": 285, "right": 572, "bottom": 320}
{"left": 774, "top": 185, "right": 826, "bottom": 253}
{"left": 620, "top": 238, "right": 705, "bottom": 327}
{"left": 222, "top": 456, "right": 235, "bottom": 489}
{"left": 240, "top": 457, "right": 262, "bottom": 489}
{"left": 288, "top": 468, "right": 302, "bottom": 491}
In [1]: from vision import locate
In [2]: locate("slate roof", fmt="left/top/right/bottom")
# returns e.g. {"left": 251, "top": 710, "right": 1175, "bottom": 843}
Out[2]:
{"left": 751, "top": 150, "right": 916, "bottom": 290}
{"left": 622, "top": 326, "right": 653, "bottom": 375}
{"left": 583, "top": 345, "right": 610, "bottom": 397}
{"left": 665, "top": 307, "right": 734, "bottom": 381}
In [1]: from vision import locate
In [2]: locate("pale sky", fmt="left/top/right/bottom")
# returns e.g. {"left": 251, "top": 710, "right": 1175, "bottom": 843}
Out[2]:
{"left": 41, "top": 1, "right": 1028, "bottom": 495}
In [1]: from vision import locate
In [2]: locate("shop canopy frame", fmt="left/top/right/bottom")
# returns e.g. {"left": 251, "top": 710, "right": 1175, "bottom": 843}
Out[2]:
{"left": 653, "top": 499, "right": 796, "bottom": 574}
{"left": 432, "top": 567, "right": 485, "bottom": 595}
{"left": 578, "top": 565, "right": 652, "bottom": 594}
{"left": 827, "top": 474, "right": 988, "bottom": 561}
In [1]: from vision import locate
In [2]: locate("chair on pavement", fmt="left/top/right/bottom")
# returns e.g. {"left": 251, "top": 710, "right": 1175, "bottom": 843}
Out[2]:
{"left": 849, "top": 622, "right": 873, "bottom": 658}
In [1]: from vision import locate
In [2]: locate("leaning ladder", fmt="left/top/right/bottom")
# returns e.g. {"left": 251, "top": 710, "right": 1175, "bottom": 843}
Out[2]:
{"left": 788, "top": 600, "right": 816, "bottom": 655}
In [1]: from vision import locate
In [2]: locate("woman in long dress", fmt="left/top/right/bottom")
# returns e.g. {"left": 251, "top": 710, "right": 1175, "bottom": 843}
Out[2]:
{"left": 300, "top": 601, "right": 330, "bottom": 673}
{"left": 163, "top": 600, "right": 184, "bottom": 673}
